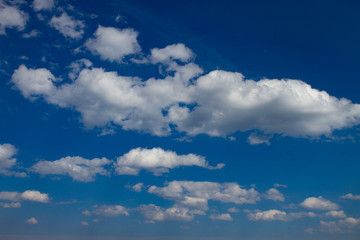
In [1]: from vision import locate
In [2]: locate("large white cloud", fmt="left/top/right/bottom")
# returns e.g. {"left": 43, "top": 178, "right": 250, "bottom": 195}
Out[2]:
{"left": 0, "top": 1, "right": 28, "bottom": 34}
{"left": 300, "top": 196, "right": 339, "bottom": 210}
{"left": 148, "top": 180, "right": 260, "bottom": 209}
{"left": 11, "top": 42, "right": 360, "bottom": 141}
{"left": 0, "top": 143, "right": 26, "bottom": 177}
{"left": 0, "top": 190, "right": 49, "bottom": 203}
{"left": 30, "top": 156, "right": 112, "bottom": 182}
{"left": 85, "top": 26, "right": 141, "bottom": 62}
{"left": 49, "top": 12, "right": 84, "bottom": 39}
{"left": 115, "top": 147, "right": 224, "bottom": 176}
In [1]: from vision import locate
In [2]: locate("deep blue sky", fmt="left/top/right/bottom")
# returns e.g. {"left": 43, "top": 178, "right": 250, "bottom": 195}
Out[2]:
{"left": 0, "top": 0, "right": 360, "bottom": 239}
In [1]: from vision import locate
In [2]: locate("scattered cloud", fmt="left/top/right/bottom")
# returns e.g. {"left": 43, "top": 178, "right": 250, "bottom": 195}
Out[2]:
{"left": 115, "top": 147, "right": 224, "bottom": 176}
{"left": 25, "top": 217, "right": 38, "bottom": 224}
{"left": 324, "top": 210, "right": 346, "bottom": 218}
{"left": 32, "top": 0, "right": 54, "bottom": 12}
{"left": 30, "top": 156, "right": 112, "bottom": 182}
{"left": 148, "top": 181, "right": 260, "bottom": 210}
{"left": 209, "top": 213, "right": 233, "bottom": 221}
{"left": 149, "top": 43, "right": 194, "bottom": 64}
{"left": 227, "top": 207, "right": 240, "bottom": 213}
{"left": 0, "top": 202, "right": 21, "bottom": 208}
{"left": 67, "top": 58, "right": 92, "bottom": 80}
{"left": 85, "top": 26, "right": 141, "bottom": 62}
{"left": 49, "top": 12, "right": 85, "bottom": 39}
{"left": 340, "top": 193, "right": 360, "bottom": 200}
{"left": 320, "top": 217, "right": 360, "bottom": 233}
{"left": 248, "top": 210, "right": 288, "bottom": 221}
{"left": 300, "top": 196, "right": 339, "bottom": 210}
{"left": 0, "top": 190, "right": 50, "bottom": 203}
{"left": 137, "top": 204, "right": 201, "bottom": 222}
{"left": 92, "top": 204, "right": 129, "bottom": 217}
{"left": 263, "top": 188, "right": 284, "bottom": 202}
{"left": 22, "top": 29, "right": 41, "bottom": 38}
{"left": 0, "top": 143, "right": 26, "bottom": 177}
{"left": 131, "top": 183, "right": 144, "bottom": 192}
{"left": 0, "top": 0, "right": 28, "bottom": 34}
{"left": 247, "top": 132, "right": 272, "bottom": 145}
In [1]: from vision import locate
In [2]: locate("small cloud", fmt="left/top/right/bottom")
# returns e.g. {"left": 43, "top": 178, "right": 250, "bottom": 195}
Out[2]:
{"left": 274, "top": 183, "right": 287, "bottom": 188}
{"left": 22, "top": 29, "right": 41, "bottom": 38}
{"left": 247, "top": 133, "right": 272, "bottom": 145}
{"left": 209, "top": 213, "right": 233, "bottom": 221}
{"left": 81, "top": 221, "right": 89, "bottom": 226}
{"left": 300, "top": 196, "right": 339, "bottom": 210}
{"left": 25, "top": 217, "right": 38, "bottom": 224}
{"left": 263, "top": 188, "right": 284, "bottom": 202}
{"left": 82, "top": 209, "right": 91, "bottom": 216}
{"left": 340, "top": 193, "right": 360, "bottom": 200}
{"left": 227, "top": 207, "right": 240, "bottom": 213}
{"left": 131, "top": 183, "right": 144, "bottom": 192}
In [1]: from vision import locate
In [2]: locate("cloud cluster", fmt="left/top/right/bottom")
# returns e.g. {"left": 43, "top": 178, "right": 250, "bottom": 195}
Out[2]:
{"left": 115, "top": 147, "right": 224, "bottom": 176}
{"left": 320, "top": 217, "right": 360, "bottom": 233}
{"left": 0, "top": 190, "right": 50, "bottom": 203}
{"left": 30, "top": 156, "right": 112, "bottom": 182}
{"left": 49, "top": 12, "right": 84, "bottom": 39}
{"left": 11, "top": 40, "right": 360, "bottom": 141}
{"left": 0, "top": 0, "right": 28, "bottom": 34}
{"left": 0, "top": 143, "right": 26, "bottom": 177}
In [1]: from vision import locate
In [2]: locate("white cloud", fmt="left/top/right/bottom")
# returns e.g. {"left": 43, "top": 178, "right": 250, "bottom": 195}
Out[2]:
{"left": 0, "top": 202, "right": 21, "bottom": 208}
{"left": 274, "top": 183, "right": 287, "bottom": 188}
{"left": 209, "top": 213, "right": 233, "bottom": 221}
{"left": 300, "top": 196, "right": 339, "bottom": 210}
{"left": 30, "top": 156, "right": 112, "bottom": 182}
{"left": 85, "top": 26, "right": 141, "bottom": 62}
{"left": 248, "top": 210, "right": 288, "bottom": 221}
{"left": 150, "top": 43, "right": 194, "bottom": 64}
{"left": 0, "top": 1, "right": 28, "bottom": 34}
{"left": 247, "top": 132, "right": 272, "bottom": 145}
{"left": 11, "top": 43, "right": 360, "bottom": 140}
{"left": 25, "top": 217, "right": 38, "bottom": 224}
{"left": 11, "top": 64, "right": 57, "bottom": 100}
{"left": 92, "top": 205, "right": 129, "bottom": 217}
{"left": 325, "top": 210, "right": 346, "bottom": 218}
{"left": 0, "top": 143, "right": 26, "bottom": 177}
{"left": 81, "top": 221, "right": 89, "bottom": 226}
{"left": 115, "top": 147, "right": 224, "bottom": 176}
{"left": 263, "top": 188, "right": 284, "bottom": 202}
{"left": 0, "top": 190, "right": 49, "bottom": 203}
{"left": 148, "top": 181, "right": 260, "bottom": 209}
{"left": 227, "top": 207, "right": 240, "bottom": 213}
{"left": 22, "top": 29, "right": 41, "bottom": 38}
{"left": 248, "top": 209, "right": 316, "bottom": 221}
{"left": 49, "top": 12, "right": 84, "bottom": 39}
{"left": 32, "top": 0, "right": 54, "bottom": 11}
{"left": 320, "top": 217, "right": 360, "bottom": 233}
{"left": 67, "top": 59, "right": 92, "bottom": 80}
{"left": 82, "top": 209, "right": 91, "bottom": 216}
{"left": 131, "top": 183, "right": 144, "bottom": 192}
{"left": 340, "top": 193, "right": 360, "bottom": 200}
{"left": 137, "top": 204, "right": 200, "bottom": 222}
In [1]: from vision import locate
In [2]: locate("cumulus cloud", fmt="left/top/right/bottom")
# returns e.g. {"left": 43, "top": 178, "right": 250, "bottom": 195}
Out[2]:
{"left": 85, "top": 26, "right": 141, "bottom": 62}
{"left": 137, "top": 204, "right": 200, "bottom": 222}
{"left": 11, "top": 42, "right": 360, "bottom": 140}
{"left": 209, "top": 213, "right": 233, "bottom": 221}
{"left": 22, "top": 29, "right": 41, "bottom": 38}
{"left": 148, "top": 181, "right": 260, "bottom": 210}
{"left": 25, "top": 217, "right": 38, "bottom": 224}
{"left": 115, "top": 148, "right": 224, "bottom": 176}
{"left": 32, "top": 0, "right": 54, "bottom": 11}
{"left": 0, "top": 1, "right": 28, "bottom": 34}
{"left": 325, "top": 210, "right": 346, "bottom": 218}
{"left": 248, "top": 210, "right": 315, "bottom": 221}
{"left": 0, "top": 190, "right": 49, "bottom": 203}
{"left": 30, "top": 156, "right": 112, "bottom": 182}
{"left": 0, "top": 202, "right": 21, "bottom": 208}
{"left": 11, "top": 64, "right": 56, "bottom": 100}
{"left": 340, "top": 193, "right": 360, "bottom": 200}
{"left": 149, "top": 43, "right": 194, "bottom": 64}
{"left": 300, "top": 196, "right": 339, "bottom": 210}
{"left": 320, "top": 217, "right": 360, "bottom": 233}
{"left": 0, "top": 143, "right": 26, "bottom": 177}
{"left": 131, "top": 183, "right": 144, "bottom": 192}
{"left": 263, "top": 188, "right": 284, "bottom": 202}
{"left": 49, "top": 12, "right": 84, "bottom": 39}
{"left": 92, "top": 205, "right": 129, "bottom": 217}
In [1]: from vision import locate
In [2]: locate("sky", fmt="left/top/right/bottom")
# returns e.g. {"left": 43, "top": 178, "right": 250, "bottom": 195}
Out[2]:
{"left": 0, "top": 0, "right": 360, "bottom": 239}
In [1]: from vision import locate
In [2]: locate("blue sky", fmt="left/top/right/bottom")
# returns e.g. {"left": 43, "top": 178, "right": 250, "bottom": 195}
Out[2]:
{"left": 0, "top": 0, "right": 360, "bottom": 239}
